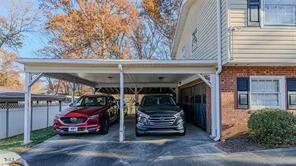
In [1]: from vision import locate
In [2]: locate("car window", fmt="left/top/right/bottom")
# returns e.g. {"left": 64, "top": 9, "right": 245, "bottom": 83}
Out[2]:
{"left": 76, "top": 96, "right": 107, "bottom": 107}
{"left": 142, "top": 96, "right": 176, "bottom": 106}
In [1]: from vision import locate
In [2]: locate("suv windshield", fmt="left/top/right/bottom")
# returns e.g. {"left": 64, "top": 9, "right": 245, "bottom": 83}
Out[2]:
{"left": 76, "top": 96, "right": 107, "bottom": 107}
{"left": 141, "top": 95, "right": 176, "bottom": 106}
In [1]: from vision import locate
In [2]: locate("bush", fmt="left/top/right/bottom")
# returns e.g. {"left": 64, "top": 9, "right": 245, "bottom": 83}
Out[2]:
{"left": 248, "top": 109, "right": 296, "bottom": 146}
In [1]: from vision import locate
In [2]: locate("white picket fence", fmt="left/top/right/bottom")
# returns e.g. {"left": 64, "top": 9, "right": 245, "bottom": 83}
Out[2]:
{"left": 0, "top": 103, "right": 68, "bottom": 139}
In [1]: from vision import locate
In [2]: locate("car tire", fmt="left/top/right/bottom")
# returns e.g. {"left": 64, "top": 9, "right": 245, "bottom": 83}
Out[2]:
{"left": 100, "top": 118, "right": 109, "bottom": 135}
{"left": 180, "top": 127, "right": 186, "bottom": 136}
{"left": 135, "top": 129, "right": 142, "bottom": 137}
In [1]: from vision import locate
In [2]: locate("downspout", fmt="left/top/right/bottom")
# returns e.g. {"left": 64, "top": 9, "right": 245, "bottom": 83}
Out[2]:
{"left": 214, "top": 0, "right": 222, "bottom": 141}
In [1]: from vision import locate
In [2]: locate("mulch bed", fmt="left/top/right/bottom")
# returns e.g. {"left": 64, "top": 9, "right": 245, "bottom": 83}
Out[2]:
{"left": 217, "top": 134, "right": 269, "bottom": 153}
{"left": 217, "top": 134, "right": 296, "bottom": 153}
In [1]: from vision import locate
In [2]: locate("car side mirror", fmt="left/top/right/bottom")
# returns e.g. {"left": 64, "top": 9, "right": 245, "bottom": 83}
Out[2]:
{"left": 135, "top": 103, "right": 140, "bottom": 107}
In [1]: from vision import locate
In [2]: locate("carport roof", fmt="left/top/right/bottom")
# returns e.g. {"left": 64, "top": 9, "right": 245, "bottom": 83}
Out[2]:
{"left": 17, "top": 58, "right": 217, "bottom": 90}
{"left": 17, "top": 58, "right": 217, "bottom": 73}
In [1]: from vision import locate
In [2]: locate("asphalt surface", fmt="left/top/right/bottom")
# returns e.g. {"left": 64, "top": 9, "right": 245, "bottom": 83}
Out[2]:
{"left": 21, "top": 116, "right": 296, "bottom": 166}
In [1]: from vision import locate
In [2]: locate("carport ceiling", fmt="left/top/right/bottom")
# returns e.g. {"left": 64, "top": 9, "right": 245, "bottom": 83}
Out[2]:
{"left": 77, "top": 73, "right": 192, "bottom": 83}
{"left": 18, "top": 58, "right": 217, "bottom": 89}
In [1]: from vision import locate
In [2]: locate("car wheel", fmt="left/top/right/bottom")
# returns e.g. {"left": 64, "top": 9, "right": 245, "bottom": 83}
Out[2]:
{"left": 100, "top": 118, "right": 109, "bottom": 134}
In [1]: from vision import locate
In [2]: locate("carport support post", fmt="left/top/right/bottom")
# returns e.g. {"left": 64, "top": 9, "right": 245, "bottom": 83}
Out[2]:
{"left": 175, "top": 87, "right": 179, "bottom": 104}
{"left": 71, "top": 83, "right": 76, "bottom": 103}
{"left": 210, "top": 74, "right": 217, "bottom": 138}
{"left": 119, "top": 64, "right": 125, "bottom": 142}
{"left": 135, "top": 89, "right": 139, "bottom": 104}
{"left": 24, "top": 72, "right": 32, "bottom": 144}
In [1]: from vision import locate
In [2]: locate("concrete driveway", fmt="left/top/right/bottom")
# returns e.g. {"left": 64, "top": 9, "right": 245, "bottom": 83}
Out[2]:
{"left": 21, "top": 117, "right": 296, "bottom": 166}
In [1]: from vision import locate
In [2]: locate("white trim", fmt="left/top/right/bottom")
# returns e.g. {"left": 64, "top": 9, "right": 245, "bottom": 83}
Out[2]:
{"left": 17, "top": 58, "right": 216, "bottom": 65}
{"left": 249, "top": 76, "right": 286, "bottom": 110}
{"left": 17, "top": 59, "right": 217, "bottom": 74}
{"left": 198, "top": 74, "right": 212, "bottom": 88}
{"left": 228, "top": 59, "right": 296, "bottom": 66}
{"left": 29, "top": 73, "right": 43, "bottom": 87}
{"left": 260, "top": 0, "right": 264, "bottom": 28}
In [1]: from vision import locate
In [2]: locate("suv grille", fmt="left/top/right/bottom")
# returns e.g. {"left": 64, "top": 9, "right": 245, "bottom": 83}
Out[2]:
{"left": 149, "top": 115, "right": 176, "bottom": 126}
{"left": 60, "top": 117, "right": 87, "bottom": 124}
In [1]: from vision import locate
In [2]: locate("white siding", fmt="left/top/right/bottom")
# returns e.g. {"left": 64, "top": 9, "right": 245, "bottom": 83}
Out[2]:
{"left": 192, "top": 0, "right": 218, "bottom": 60}
{"left": 221, "top": 0, "right": 230, "bottom": 64}
{"left": 175, "top": 0, "right": 218, "bottom": 61}
{"left": 229, "top": 0, "right": 296, "bottom": 61}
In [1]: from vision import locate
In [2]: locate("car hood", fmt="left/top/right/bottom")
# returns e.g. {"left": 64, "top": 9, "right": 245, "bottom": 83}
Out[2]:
{"left": 60, "top": 106, "right": 107, "bottom": 117}
{"left": 139, "top": 105, "right": 181, "bottom": 116}
{"left": 0, "top": 150, "right": 22, "bottom": 164}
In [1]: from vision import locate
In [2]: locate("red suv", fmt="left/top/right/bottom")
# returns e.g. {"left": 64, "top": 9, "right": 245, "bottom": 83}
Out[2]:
{"left": 54, "top": 95, "right": 118, "bottom": 135}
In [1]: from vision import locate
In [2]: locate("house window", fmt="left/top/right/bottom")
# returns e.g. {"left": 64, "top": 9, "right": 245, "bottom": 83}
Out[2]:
{"left": 248, "top": 0, "right": 261, "bottom": 26}
{"left": 237, "top": 78, "right": 250, "bottom": 109}
{"left": 180, "top": 46, "right": 186, "bottom": 59}
{"left": 192, "top": 28, "right": 198, "bottom": 51}
{"left": 264, "top": 0, "right": 296, "bottom": 26}
{"left": 287, "top": 78, "right": 296, "bottom": 109}
{"left": 249, "top": 76, "right": 285, "bottom": 110}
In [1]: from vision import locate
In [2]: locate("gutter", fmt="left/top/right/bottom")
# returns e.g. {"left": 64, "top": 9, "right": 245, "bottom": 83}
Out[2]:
{"left": 214, "top": 0, "right": 222, "bottom": 141}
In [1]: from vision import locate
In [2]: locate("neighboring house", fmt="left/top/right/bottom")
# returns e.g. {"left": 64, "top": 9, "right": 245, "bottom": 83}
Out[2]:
{"left": 173, "top": 0, "right": 296, "bottom": 139}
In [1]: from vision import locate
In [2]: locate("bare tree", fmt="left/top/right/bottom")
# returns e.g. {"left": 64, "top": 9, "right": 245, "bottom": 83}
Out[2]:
{"left": 0, "top": 0, "right": 40, "bottom": 49}
{"left": 0, "top": 0, "right": 40, "bottom": 89}
{"left": 141, "top": 0, "right": 183, "bottom": 57}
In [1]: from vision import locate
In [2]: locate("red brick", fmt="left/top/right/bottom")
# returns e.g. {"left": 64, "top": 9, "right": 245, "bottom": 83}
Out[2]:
{"left": 220, "top": 66, "right": 296, "bottom": 139}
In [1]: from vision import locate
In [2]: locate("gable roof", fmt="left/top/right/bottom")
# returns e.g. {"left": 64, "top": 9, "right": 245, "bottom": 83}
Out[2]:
{"left": 171, "top": 0, "right": 197, "bottom": 59}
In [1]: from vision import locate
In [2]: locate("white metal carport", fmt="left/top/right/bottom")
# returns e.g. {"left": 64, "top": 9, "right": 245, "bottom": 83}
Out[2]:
{"left": 17, "top": 59, "right": 220, "bottom": 144}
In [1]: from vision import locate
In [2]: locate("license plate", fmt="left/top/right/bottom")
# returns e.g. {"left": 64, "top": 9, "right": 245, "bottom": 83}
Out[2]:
{"left": 68, "top": 127, "right": 78, "bottom": 132}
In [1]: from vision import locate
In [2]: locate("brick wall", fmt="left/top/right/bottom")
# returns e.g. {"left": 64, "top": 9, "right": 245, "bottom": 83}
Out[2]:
{"left": 220, "top": 66, "right": 296, "bottom": 139}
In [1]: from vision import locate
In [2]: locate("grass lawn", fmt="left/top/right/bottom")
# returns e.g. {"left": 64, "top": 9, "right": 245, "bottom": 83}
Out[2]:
{"left": 0, "top": 127, "right": 56, "bottom": 153}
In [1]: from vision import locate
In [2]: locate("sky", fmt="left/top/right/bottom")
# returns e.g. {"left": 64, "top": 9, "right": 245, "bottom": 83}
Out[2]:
{"left": 0, "top": 0, "right": 47, "bottom": 58}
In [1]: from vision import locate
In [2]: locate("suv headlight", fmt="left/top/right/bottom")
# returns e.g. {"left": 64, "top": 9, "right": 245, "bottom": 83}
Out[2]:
{"left": 89, "top": 114, "right": 99, "bottom": 120}
{"left": 174, "top": 110, "right": 184, "bottom": 118}
{"left": 137, "top": 111, "right": 150, "bottom": 125}
{"left": 137, "top": 111, "right": 150, "bottom": 119}
{"left": 54, "top": 114, "right": 61, "bottom": 120}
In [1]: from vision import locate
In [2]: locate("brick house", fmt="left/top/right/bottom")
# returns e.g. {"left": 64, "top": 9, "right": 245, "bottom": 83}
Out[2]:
{"left": 17, "top": 0, "right": 296, "bottom": 144}
{"left": 172, "top": 0, "right": 296, "bottom": 139}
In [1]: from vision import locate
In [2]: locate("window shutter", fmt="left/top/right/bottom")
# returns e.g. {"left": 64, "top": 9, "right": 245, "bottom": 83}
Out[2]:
{"left": 248, "top": 0, "right": 261, "bottom": 26}
{"left": 237, "top": 78, "right": 249, "bottom": 109}
{"left": 287, "top": 78, "right": 296, "bottom": 109}
{"left": 237, "top": 78, "right": 249, "bottom": 91}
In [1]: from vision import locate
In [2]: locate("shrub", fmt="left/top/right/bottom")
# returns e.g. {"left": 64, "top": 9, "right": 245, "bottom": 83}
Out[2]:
{"left": 248, "top": 109, "right": 296, "bottom": 146}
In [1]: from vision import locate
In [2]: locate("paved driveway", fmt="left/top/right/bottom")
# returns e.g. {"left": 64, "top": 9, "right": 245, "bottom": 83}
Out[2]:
{"left": 21, "top": 117, "right": 296, "bottom": 166}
